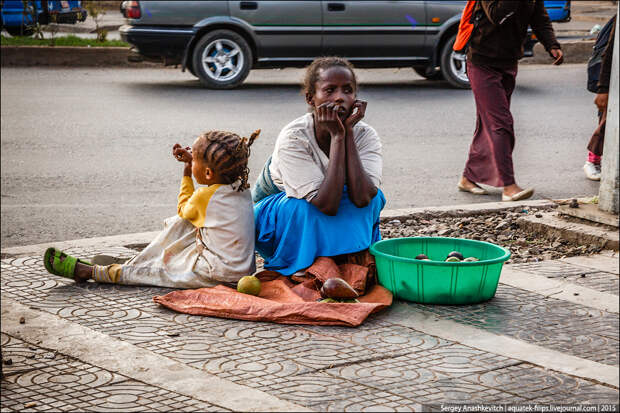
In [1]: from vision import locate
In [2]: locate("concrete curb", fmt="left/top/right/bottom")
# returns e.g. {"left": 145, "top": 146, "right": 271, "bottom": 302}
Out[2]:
{"left": 500, "top": 266, "right": 619, "bottom": 314}
{"left": 1, "top": 199, "right": 562, "bottom": 258}
{"left": 0, "top": 45, "right": 155, "bottom": 67}
{"left": 2, "top": 39, "right": 595, "bottom": 67}
{"left": 521, "top": 40, "right": 595, "bottom": 65}
{"left": 518, "top": 211, "right": 620, "bottom": 250}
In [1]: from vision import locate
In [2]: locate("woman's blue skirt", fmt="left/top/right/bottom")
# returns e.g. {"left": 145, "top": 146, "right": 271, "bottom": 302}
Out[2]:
{"left": 254, "top": 188, "right": 386, "bottom": 275}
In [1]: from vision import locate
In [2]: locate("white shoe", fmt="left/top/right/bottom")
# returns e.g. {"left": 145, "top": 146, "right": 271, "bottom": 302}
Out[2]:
{"left": 502, "top": 188, "right": 535, "bottom": 202}
{"left": 583, "top": 162, "right": 601, "bottom": 181}
{"left": 458, "top": 182, "right": 488, "bottom": 195}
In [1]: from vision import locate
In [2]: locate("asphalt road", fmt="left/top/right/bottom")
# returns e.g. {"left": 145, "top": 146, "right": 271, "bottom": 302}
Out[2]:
{"left": 1, "top": 65, "right": 602, "bottom": 248}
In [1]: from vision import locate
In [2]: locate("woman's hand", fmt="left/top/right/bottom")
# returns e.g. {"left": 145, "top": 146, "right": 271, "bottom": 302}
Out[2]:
{"left": 315, "top": 102, "right": 345, "bottom": 140}
{"left": 550, "top": 48, "right": 564, "bottom": 65}
{"left": 172, "top": 143, "right": 193, "bottom": 164}
{"left": 595, "top": 93, "right": 609, "bottom": 113}
{"left": 345, "top": 100, "right": 367, "bottom": 130}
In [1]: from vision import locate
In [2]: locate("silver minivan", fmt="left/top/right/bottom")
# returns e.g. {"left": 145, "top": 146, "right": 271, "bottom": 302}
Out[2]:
{"left": 119, "top": 1, "right": 477, "bottom": 89}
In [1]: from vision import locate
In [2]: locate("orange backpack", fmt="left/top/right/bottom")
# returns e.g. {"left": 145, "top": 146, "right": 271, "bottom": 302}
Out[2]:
{"left": 453, "top": 1, "right": 479, "bottom": 53}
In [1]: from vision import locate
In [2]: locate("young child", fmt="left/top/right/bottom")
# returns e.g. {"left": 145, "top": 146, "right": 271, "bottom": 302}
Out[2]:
{"left": 44, "top": 130, "right": 260, "bottom": 288}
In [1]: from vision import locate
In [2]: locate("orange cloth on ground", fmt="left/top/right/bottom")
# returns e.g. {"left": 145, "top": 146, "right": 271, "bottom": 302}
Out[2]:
{"left": 153, "top": 252, "right": 392, "bottom": 327}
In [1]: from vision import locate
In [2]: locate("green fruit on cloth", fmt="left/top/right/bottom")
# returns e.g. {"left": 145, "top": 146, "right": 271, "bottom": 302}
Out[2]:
{"left": 237, "top": 275, "right": 262, "bottom": 296}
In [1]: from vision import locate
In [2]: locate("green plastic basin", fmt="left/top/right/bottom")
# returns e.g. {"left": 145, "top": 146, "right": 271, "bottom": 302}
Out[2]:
{"left": 369, "top": 237, "right": 511, "bottom": 305}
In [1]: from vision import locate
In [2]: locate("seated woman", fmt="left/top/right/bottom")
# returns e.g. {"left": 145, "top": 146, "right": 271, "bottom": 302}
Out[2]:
{"left": 253, "top": 57, "right": 385, "bottom": 276}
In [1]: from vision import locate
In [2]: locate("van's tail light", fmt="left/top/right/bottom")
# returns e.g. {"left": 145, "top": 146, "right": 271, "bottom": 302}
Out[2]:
{"left": 124, "top": 1, "right": 141, "bottom": 19}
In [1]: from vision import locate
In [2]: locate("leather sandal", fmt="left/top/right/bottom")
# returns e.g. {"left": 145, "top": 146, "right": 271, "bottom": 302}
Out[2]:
{"left": 458, "top": 183, "right": 488, "bottom": 195}
{"left": 502, "top": 188, "right": 534, "bottom": 202}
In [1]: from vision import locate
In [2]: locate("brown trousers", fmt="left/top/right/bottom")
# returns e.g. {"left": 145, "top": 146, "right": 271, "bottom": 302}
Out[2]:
{"left": 463, "top": 61, "right": 518, "bottom": 187}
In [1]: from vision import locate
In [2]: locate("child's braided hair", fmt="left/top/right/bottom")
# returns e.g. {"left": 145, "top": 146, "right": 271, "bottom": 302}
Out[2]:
{"left": 201, "top": 129, "right": 260, "bottom": 191}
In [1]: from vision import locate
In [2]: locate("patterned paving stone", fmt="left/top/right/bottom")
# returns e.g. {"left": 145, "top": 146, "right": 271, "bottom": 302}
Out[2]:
{"left": 410, "top": 284, "right": 620, "bottom": 366}
{"left": 201, "top": 354, "right": 311, "bottom": 383}
{"left": 567, "top": 271, "right": 619, "bottom": 295}
{"left": 246, "top": 372, "right": 401, "bottom": 408}
{"left": 310, "top": 392, "right": 418, "bottom": 412}
{"left": 136, "top": 330, "right": 226, "bottom": 364}
{"left": 2, "top": 249, "right": 619, "bottom": 411}
{"left": 511, "top": 260, "right": 619, "bottom": 295}
{"left": 278, "top": 336, "right": 378, "bottom": 370}
{"left": 316, "top": 321, "right": 452, "bottom": 355}
{"left": 1, "top": 333, "right": 73, "bottom": 377}
{"left": 325, "top": 344, "right": 521, "bottom": 389}
{"left": 461, "top": 363, "right": 619, "bottom": 403}
{"left": 394, "top": 377, "right": 527, "bottom": 404}
{"left": 511, "top": 260, "right": 601, "bottom": 277}
{"left": 0, "top": 334, "right": 228, "bottom": 412}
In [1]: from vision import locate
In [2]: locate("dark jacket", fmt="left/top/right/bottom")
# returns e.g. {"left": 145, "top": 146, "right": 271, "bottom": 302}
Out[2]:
{"left": 597, "top": 15, "right": 616, "bottom": 94}
{"left": 468, "top": 0, "right": 561, "bottom": 68}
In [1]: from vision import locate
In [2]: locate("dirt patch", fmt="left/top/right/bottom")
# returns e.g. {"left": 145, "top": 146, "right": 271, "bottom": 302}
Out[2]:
{"left": 379, "top": 206, "right": 603, "bottom": 263}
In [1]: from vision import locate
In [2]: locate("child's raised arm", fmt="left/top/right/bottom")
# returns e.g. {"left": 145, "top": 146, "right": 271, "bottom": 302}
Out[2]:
{"left": 173, "top": 143, "right": 196, "bottom": 219}
{"left": 172, "top": 143, "right": 193, "bottom": 176}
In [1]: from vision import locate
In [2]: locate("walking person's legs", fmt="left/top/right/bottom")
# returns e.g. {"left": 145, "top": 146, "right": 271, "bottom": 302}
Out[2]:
{"left": 460, "top": 62, "right": 533, "bottom": 201}
{"left": 585, "top": 111, "right": 605, "bottom": 181}
{"left": 584, "top": 151, "right": 602, "bottom": 181}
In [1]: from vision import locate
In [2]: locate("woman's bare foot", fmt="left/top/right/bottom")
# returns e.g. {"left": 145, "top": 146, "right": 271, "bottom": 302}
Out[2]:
{"left": 458, "top": 176, "right": 488, "bottom": 195}
{"left": 503, "top": 184, "right": 524, "bottom": 197}
{"left": 48, "top": 253, "right": 92, "bottom": 282}
{"left": 502, "top": 184, "right": 534, "bottom": 202}
{"left": 459, "top": 176, "right": 481, "bottom": 190}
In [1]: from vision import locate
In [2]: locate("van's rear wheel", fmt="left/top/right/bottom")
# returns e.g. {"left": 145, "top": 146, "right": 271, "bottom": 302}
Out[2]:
{"left": 440, "top": 34, "right": 471, "bottom": 89}
{"left": 192, "top": 30, "right": 252, "bottom": 89}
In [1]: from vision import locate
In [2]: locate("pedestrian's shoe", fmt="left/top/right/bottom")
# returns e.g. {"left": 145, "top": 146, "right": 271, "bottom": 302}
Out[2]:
{"left": 458, "top": 182, "right": 488, "bottom": 195}
{"left": 583, "top": 161, "right": 601, "bottom": 181}
{"left": 502, "top": 188, "right": 534, "bottom": 202}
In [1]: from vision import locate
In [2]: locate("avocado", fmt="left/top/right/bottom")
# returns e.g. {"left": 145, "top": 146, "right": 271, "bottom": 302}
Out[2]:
{"left": 446, "top": 251, "right": 464, "bottom": 260}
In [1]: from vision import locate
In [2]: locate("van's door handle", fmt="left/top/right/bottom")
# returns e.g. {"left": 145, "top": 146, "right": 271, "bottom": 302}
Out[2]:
{"left": 240, "top": 1, "right": 258, "bottom": 10}
{"left": 327, "top": 3, "right": 345, "bottom": 12}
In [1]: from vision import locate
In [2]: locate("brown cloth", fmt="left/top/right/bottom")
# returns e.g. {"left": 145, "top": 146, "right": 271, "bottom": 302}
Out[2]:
{"left": 588, "top": 112, "right": 607, "bottom": 157}
{"left": 153, "top": 253, "right": 392, "bottom": 327}
{"left": 463, "top": 61, "right": 518, "bottom": 187}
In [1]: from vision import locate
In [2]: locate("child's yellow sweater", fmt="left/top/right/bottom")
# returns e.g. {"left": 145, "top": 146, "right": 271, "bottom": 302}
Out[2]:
{"left": 177, "top": 176, "right": 221, "bottom": 228}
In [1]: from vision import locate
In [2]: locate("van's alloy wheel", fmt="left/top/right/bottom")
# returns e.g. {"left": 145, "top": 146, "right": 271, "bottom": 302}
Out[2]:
{"left": 192, "top": 30, "right": 252, "bottom": 89}
{"left": 440, "top": 34, "right": 471, "bottom": 89}
{"left": 449, "top": 52, "right": 469, "bottom": 83}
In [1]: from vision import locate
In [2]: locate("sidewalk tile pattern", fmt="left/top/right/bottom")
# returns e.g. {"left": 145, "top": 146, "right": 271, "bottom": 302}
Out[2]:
{"left": 511, "top": 261, "right": 619, "bottom": 295}
{"left": 461, "top": 363, "right": 620, "bottom": 404}
{"left": 409, "top": 284, "right": 619, "bottom": 366}
{"left": 2, "top": 247, "right": 619, "bottom": 411}
{"left": 0, "top": 333, "right": 228, "bottom": 412}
